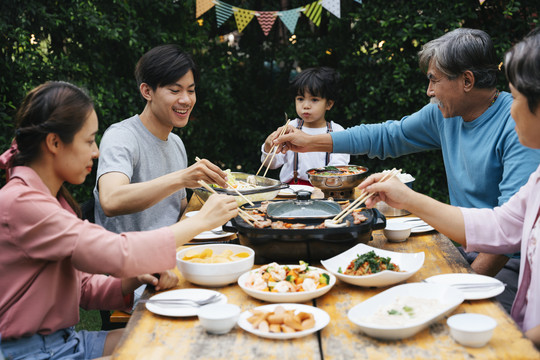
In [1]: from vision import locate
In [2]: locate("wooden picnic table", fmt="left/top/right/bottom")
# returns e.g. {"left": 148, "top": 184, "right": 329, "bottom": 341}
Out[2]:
{"left": 111, "top": 192, "right": 540, "bottom": 359}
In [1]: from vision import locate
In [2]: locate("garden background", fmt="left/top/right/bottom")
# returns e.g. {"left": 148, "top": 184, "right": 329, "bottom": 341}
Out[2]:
{"left": 0, "top": 0, "right": 538, "bottom": 329}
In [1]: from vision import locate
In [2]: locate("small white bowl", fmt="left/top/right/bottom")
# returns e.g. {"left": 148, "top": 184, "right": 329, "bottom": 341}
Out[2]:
{"left": 383, "top": 222, "right": 412, "bottom": 242}
{"left": 198, "top": 303, "right": 241, "bottom": 334}
{"left": 176, "top": 244, "right": 255, "bottom": 287}
{"left": 447, "top": 313, "right": 497, "bottom": 347}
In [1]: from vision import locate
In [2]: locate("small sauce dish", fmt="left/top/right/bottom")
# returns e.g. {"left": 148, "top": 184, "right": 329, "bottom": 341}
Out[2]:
{"left": 198, "top": 303, "right": 241, "bottom": 334}
{"left": 447, "top": 313, "right": 497, "bottom": 347}
{"left": 383, "top": 223, "right": 412, "bottom": 242}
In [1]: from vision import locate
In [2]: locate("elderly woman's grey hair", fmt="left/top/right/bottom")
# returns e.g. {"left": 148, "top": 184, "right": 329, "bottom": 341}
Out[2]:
{"left": 505, "top": 27, "right": 540, "bottom": 114}
{"left": 418, "top": 28, "right": 499, "bottom": 88}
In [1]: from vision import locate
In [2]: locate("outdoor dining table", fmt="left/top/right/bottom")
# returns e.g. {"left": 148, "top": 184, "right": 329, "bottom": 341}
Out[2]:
{"left": 111, "top": 191, "right": 540, "bottom": 360}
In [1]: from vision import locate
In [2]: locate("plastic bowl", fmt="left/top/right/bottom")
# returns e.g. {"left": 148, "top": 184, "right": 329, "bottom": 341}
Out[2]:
{"left": 176, "top": 244, "right": 255, "bottom": 287}
{"left": 198, "top": 303, "right": 241, "bottom": 334}
{"left": 383, "top": 222, "right": 412, "bottom": 242}
{"left": 447, "top": 313, "right": 497, "bottom": 347}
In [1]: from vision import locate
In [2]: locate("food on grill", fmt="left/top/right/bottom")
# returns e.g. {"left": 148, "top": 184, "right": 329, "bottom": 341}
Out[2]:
{"left": 242, "top": 201, "right": 368, "bottom": 229}
{"left": 244, "top": 261, "right": 330, "bottom": 293}
{"left": 339, "top": 250, "right": 402, "bottom": 276}
{"left": 247, "top": 305, "right": 315, "bottom": 333}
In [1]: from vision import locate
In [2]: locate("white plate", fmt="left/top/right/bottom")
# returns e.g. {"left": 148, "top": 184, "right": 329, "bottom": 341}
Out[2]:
{"left": 145, "top": 289, "right": 227, "bottom": 317}
{"left": 424, "top": 273, "right": 505, "bottom": 300}
{"left": 278, "top": 185, "right": 314, "bottom": 197}
{"left": 347, "top": 282, "right": 464, "bottom": 340}
{"left": 184, "top": 211, "right": 235, "bottom": 239}
{"left": 386, "top": 217, "right": 434, "bottom": 233}
{"left": 237, "top": 303, "right": 330, "bottom": 339}
{"left": 237, "top": 265, "right": 336, "bottom": 303}
{"left": 321, "top": 243, "right": 424, "bottom": 287}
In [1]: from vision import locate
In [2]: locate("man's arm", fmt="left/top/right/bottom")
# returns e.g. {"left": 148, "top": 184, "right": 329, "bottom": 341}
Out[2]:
{"left": 98, "top": 160, "right": 228, "bottom": 217}
{"left": 470, "top": 253, "right": 509, "bottom": 277}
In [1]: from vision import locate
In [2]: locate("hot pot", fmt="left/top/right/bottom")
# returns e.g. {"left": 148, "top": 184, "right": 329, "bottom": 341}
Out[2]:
{"left": 307, "top": 165, "right": 369, "bottom": 199}
{"left": 223, "top": 199, "right": 386, "bottom": 264}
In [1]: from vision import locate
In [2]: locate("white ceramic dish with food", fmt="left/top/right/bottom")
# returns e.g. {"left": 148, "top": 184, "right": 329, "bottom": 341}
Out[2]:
{"left": 447, "top": 313, "right": 497, "bottom": 347}
{"left": 145, "top": 289, "right": 227, "bottom": 317}
{"left": 347, "top": 282, "right": 464, "bottom": 340}
{"left": 237, "top": 303, "right": 330, "bottom": 339}
{"left": 386, "top": 217, "right": 434, "bottom": 233}
{"left": 424, "top": 273, "right": 506, "bottom": 300}
{"left": 184, "top": 211, "right": 235, "bottom": 240}
{"left": 176, "top": 244, "right": 255, "bottom": 287}
{"left": 320, "top": 243, "right": 424, "bottom": 287}
{"left": 237, "top": 266, "right": 336, "bottom": 303}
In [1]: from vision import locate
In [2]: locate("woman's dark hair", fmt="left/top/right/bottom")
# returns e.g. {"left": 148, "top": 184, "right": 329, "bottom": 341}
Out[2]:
{"left": 505, "top": 27, "right": 540, "bottom": 114}
{"left": 418, "top": 28, "right": 499, "bottom": 88}
{"left": 13, "top": 81, "right": 94, "bottom": 217}
{"left": 290, "top": 67, "right": 340, "bottom": 102}
{"left": 135, "top": 44, "right": 199, "bottom": 90}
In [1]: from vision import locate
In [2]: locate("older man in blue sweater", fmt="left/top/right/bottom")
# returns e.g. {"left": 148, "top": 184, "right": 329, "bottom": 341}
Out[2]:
{"left": 271, "top": 28, "right": 540, "bottom": 313}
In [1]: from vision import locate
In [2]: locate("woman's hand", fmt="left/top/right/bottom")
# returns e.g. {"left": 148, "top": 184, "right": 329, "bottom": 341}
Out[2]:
{"left": 357, "top": 173, "right": 415, "bottom": 210}
{"left": 197, "top": 194, "right": 238, "bottom": 230}
{"left": 121, "top": 270, "right": 179, "bottom": 295}
{"left": 136, "top": 270, "right": 178, "bottom": 291}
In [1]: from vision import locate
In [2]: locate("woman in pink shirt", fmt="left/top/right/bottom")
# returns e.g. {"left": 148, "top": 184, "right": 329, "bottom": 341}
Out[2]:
{"left": 0, "top": 81, "right": 237, "bottom": 359}
{"left": 359, "top": 27, "right": 540, "bottom": 348}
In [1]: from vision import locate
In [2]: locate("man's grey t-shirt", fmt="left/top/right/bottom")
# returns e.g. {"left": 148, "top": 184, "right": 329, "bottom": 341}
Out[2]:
{"left": 93, "top": 114, "right": 187, "bottom": 232}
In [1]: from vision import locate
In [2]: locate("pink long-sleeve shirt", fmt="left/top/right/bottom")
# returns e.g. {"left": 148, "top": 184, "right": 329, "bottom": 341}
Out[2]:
{"left": 0, "top": 166, "right": 176, "bottom": 340}
{"left": 461, "top": 165, "right": 540, "bottom": 333}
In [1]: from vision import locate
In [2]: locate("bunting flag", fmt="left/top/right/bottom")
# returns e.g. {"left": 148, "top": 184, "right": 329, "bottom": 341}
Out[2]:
{"left": 215, "top": 1, "right": 233, "bottom": 27}
{"left": 257, "top": 11, "right": 278, "bottom": 36}
{"left": 479, "top": 0, "right": 486, "bottom": 4}
{"left": 303, "top": 1, "right": 323, "bottom": 27}
{"left": 234, "top": 8, "right": 255, "bottom": 32}
{"left": 196, "top": 0, "right": 215, "bottom": 18}
{"left": 279, "top": 8, "right": 302, "bottom": 34}
{"left": 196, "top": 0, "right": 359, "bottom": 37}
{"left": 322, "top": 0, "right": 340, "bottom": 18}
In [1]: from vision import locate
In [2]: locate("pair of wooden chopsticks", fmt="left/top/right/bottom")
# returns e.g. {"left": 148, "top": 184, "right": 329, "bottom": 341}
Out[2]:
{"left": 332, "top": 168, "right": 402, "bottom": 224}
{"left": 256, "top": 117, "right": 291, "bottom": 178}
{"left": 195, "top": 157, "right": 255, "bottom": 206}
{"left": 197, "top": 179, "right": 258, "bottom": 226}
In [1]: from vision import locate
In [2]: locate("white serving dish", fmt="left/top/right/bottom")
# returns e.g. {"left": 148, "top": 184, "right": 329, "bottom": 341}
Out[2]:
{"left": 320, "top": 243, "right": 424, "bottom": 287}
{"left": 237, "top": 303, "right": 330, "bottom": 339}
{"left": 237, "top": 265, "right": 336, "bottom": 303}
{"left": 424, "top": 273, "right": 506, "bottom": 300}
{"left": 347, "top": 282, "right": 464, "bottom": 340}
{"left": 176, "top": 244, "right": 255, "bottom": 287}
{"left": 145, "top": 289, "right": 227, "bottom": 317}
{"left": 447, "top": 313, "right": 497, "bottom": 347}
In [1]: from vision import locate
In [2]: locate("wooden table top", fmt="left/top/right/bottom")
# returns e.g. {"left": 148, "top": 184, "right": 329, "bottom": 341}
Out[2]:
{"left": 111, "top": 193, "right": 540, "bottom": 360}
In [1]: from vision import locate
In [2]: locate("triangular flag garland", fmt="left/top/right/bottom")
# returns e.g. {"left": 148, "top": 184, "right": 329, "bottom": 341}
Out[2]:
{"left": 196, "top": 0, "right": 357, "bottom": 36}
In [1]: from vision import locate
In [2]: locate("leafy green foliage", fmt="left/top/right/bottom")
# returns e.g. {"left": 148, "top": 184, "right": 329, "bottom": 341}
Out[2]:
{"left": 1, "top": 0, "right": 538, "bottom": 204}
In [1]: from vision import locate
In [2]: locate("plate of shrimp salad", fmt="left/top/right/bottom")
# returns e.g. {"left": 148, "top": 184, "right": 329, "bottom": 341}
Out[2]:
{"left": 237, "top": 261, "right": 336, "bottom": 303}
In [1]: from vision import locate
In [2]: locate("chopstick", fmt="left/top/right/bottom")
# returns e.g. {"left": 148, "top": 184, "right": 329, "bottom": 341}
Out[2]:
{"left": 332, "top": 168, "right": 402, "bottom": 224}
{"left": 257, "top": 118, "right": 291, "bottom": 177}
{"left": 197, "top": 180, "right": 258, "bottom": 226}
{"left": 195, "top": 157, "right": 255, "bottom": 206}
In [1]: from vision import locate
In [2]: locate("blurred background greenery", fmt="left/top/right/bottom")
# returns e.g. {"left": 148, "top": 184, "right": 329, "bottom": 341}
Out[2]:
{"left": 1, "top": 0, "right": 538, "bottom": 330}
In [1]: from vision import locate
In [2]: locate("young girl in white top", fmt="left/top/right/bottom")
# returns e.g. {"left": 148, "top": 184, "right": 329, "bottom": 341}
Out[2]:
{"left": 261, "top": 67, "right": 350, "bottom": 185}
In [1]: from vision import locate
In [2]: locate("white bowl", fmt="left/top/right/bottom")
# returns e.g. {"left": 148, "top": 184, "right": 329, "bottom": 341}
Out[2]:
{"left": 237, "top": 265, "right": 336, "bottom": 303}
{"left": 197, "top": 303, "right": 241, "bottom": 334}
{"left": 348, "top": 283, "right": 464, "bottom": 340}
{"left": 320, "top": 243, "right": 424, "bottom": 287}
{"left": 447, "top": 313, "right": 497, "bottom": 347}
{"left": 176, "top": 244, "right": 255, "bottom": 287}
{"left": 383, "top": 222, "right": 412, "bottom": 242}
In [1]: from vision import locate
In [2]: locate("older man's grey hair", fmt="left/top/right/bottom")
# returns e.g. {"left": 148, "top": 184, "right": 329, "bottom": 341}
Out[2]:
{"left": 418, "top": 28, "right": 499, "bottom": 88}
